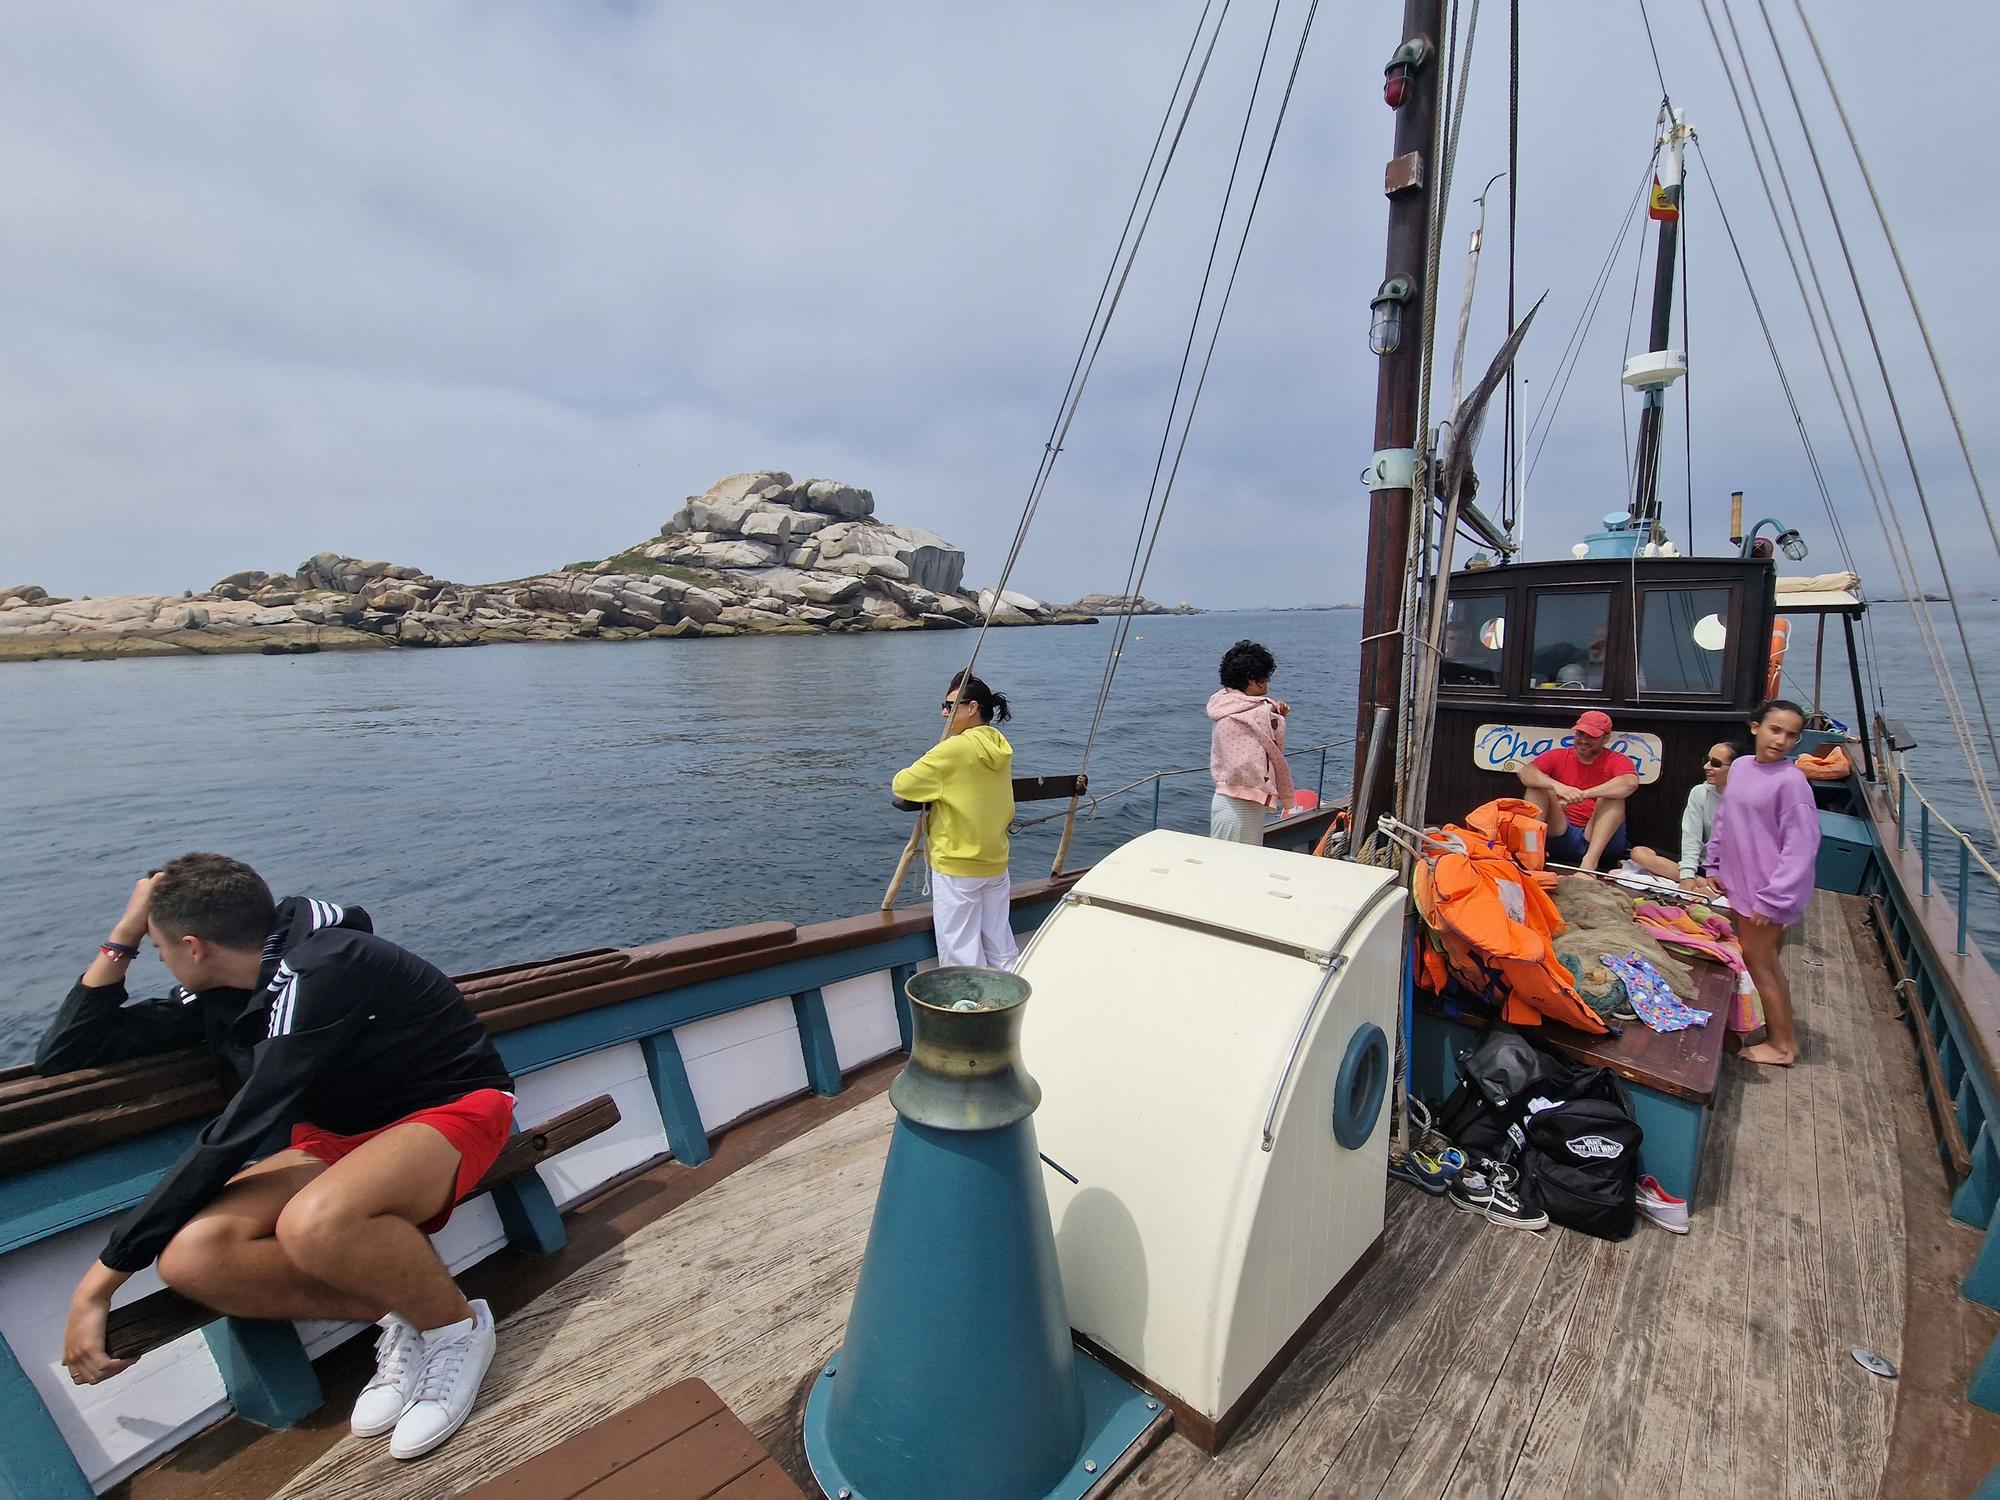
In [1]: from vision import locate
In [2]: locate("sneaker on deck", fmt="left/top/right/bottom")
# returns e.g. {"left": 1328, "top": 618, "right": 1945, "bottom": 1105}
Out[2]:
{"left": 351, "top": 1314, "right": 424, "bottom": 1438}
{"left": 1636, "top": 1173, "right": 1691, "bottom": 1234}
{"left": 1388, "top": 1147, "right": 1459, "bottom": 1195}
{"left": 390, "top": 1301, "right": 496, "bottom": 1461}
{"left": 1449, "top": 1159, "right": 1549, "bottom": 1231}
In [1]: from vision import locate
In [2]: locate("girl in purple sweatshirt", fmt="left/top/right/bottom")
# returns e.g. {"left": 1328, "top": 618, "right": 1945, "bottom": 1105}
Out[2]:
{"left": 1705, "top": 699, "right": 1821, "bottom": 1065}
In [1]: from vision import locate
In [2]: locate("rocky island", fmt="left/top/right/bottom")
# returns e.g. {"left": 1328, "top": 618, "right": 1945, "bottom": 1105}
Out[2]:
{"left": 1058, "top": 593, "right": 1201, "bottom": 616}
{"left": 0, "top": 470, "right": 1104, "bottom": 663}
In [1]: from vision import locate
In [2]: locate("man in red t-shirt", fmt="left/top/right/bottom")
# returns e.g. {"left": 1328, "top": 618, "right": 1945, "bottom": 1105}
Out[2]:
{"left": 1516, "top": 709, "right": 1640, "bottom": 870}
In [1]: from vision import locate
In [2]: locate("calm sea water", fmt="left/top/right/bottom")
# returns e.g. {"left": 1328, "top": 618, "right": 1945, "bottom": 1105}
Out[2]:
{"left": 5, "top": 598, "right": 1994, "bottom": 1067}
{"left": 0, "top": 611, "right": 1362, "bottom": 1065}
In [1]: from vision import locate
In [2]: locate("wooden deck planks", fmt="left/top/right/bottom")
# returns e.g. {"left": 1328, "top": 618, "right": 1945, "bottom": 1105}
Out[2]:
{"left": 270, "top": 1094, "right": 897, "bottom": 1500}
{"left": 236, "top": 892, "right": 1913, "bottom": 1500}
{"left": 1805, "top": 902, "right": 1897, "bottom": 1493}
{"left": 1436, "top": 1229, "right": 1596, "bottom": 1500}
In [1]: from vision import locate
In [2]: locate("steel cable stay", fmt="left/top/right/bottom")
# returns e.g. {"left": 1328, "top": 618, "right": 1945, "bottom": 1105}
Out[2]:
{"left": 1689, "top": 130, "right": 1999, "bottom": 846}
{"left": 881, "top": 0, "right": 1237, "bottom": 907}
{"left": 1391, "top": 0, "right": 1480, "bottom": 848}
{"left": 1620, "top": 147, "right": 1651, "bottom": 508}
{"left": 1063, "top": 0, "right": 1294, "bottom": 876}
{"left": 1522, "top": 164, "right": 1655, "bottom": 487}
{"left": 1742, "top": 0, "right": 2000, "bottom": 803}
{"left": 1699, "top": 0, "right": 2000, "bottom": 846}
{"left": 1785, "top": 0, "right": 2000, "bottom": 568}
{"left": 1695, "top": 0, "right": 1902, "bottom": 705}
{"left": 1033, "top": 0, "right": 1324, "bottom": 878}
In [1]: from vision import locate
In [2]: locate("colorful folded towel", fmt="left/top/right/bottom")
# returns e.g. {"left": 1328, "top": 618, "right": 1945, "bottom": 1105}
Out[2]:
{"left": 1600, "top": 952, "right": 1711, "bottom": 1032}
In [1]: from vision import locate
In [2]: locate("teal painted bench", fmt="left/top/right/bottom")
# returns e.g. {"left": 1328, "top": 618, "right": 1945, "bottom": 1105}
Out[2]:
{"left": 1409, "top": 959, "right": 1733, "bottom": 1205}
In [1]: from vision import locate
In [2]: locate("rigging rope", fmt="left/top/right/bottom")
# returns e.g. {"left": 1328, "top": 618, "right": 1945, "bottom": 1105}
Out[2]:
{"left": 1392, "top": 0, "right": 1481, "bottom": 848}
{"left": 1523, "top": 164, "right": 1654, "bottom": 484}
{"left": 1785, "top": 0, "right": 2000, "bottom": 568}
{"left": 1619, "top": 129, "right": 1654, "bottom": 508}
{"left": 1057, "top": 0, "right": 1327, "bottom": 876}
{"left": 1695, "top": 0, "right": 1895, "bottom": 711}
{"left": 883, "top": 0, "right": 1235, "bottom": 905}
{"left": 1680, "top": 176, "right": 1695, "bottom": 550}
{"left": 1742, "top": 0, "right": 2000, "bottom": 803}
{"left": 1690, "top": 106, "right": 1993, "bottom": 840}
{"left": 1502, "top": 0, "right": 1519, "bottom": 539}
{"left": 1070, "top": 0, "right": 1290, "bottom": 830}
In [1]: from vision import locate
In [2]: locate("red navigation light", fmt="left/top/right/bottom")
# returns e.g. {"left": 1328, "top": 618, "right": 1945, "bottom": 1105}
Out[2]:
{"left": 1381, "top": 36, "right": 1430, "bottom": 111}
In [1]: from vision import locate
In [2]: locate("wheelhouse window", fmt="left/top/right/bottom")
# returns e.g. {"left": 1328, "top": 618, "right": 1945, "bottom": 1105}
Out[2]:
{"left": 1638, "top": 586, "right": 1732, "bottom": 695}
{"left": 1527, "top": 591, "right": 1612, "bottom": 691}
{"left": 1441, "top": 593, "right": 1507, "bottom": 688}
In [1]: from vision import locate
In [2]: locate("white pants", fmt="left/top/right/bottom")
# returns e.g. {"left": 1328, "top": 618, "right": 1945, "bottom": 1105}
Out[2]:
{"left": 931, "top": 871, "right": 1020, "bottom": 969}
{"left": 1210, "top": 792, "right": 1267, "bottom": 845}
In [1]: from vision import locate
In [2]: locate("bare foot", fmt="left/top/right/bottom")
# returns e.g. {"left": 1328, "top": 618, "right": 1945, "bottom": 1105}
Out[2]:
{"left": 1738, "top": 1041, "right": 1798, "bottom": 1067}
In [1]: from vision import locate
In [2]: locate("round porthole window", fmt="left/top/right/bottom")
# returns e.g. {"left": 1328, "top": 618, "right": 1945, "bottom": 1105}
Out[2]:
{"left": 1332, "top": 1023, "right": 1389, "bottom": 1149}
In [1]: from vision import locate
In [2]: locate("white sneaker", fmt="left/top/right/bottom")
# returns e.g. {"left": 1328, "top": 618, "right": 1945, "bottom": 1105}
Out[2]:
{"left": 1636, "top": 1174, "right": 1691, "bottom": 1234}
{"left": 351, "top": 1315, "right": 423, "bottom": 1438}
{"left": 389, "top": 1301, "right": 496, "bottom": 1460}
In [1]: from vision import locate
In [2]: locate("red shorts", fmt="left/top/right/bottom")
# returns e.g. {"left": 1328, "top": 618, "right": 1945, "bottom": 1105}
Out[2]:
{"left": 289, "top": 1088, "right": 516, "bottom": 1233}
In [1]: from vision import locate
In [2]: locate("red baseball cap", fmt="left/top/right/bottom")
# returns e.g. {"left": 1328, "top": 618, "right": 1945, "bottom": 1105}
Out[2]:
{"left": 1574, "top": 710, "right": 1614, "bottom": 736}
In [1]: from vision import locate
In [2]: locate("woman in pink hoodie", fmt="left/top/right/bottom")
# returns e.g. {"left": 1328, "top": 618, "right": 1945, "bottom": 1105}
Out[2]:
{"left": 1207, "top": 640, "right": 1295, "bottom": 845}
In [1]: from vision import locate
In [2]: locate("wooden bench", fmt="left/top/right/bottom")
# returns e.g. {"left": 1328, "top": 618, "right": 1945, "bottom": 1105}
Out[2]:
{"left": 100, "top": 1095, "right": 621, "bottom": 1428}
{"left": 1408, "top": 960, "right": 1734, "bottom": 1205}
{"left": 461, "top": 1377, "right": 806, "bottom": 1499}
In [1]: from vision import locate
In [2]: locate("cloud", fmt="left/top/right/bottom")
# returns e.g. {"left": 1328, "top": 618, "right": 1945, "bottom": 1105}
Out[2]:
{"left": 1, "top": 0, "right": 1994, "bottom": 606}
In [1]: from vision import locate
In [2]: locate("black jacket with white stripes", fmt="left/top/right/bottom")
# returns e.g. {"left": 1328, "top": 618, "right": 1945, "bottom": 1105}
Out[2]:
{"left": 36, "top": 896, "right": 512, "bottom": 1273}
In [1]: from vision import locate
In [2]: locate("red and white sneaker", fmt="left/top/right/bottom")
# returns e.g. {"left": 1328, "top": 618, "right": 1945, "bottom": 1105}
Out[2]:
{"left": 1636, "top": 1174, "right": 1690, "bottom": 1234}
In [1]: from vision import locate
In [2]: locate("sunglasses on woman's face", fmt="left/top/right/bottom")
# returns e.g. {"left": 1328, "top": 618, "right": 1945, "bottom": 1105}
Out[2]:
{"left": 1704, "top": 756, "right": 1728, "bottom": 768}
{"left": 942, "top": 700, "right": 967, "bottom": 712}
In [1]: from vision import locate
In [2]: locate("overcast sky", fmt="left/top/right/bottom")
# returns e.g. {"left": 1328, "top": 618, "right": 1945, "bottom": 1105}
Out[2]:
{"left": 3, "top": 0, "right": 1994, "bottom": 607}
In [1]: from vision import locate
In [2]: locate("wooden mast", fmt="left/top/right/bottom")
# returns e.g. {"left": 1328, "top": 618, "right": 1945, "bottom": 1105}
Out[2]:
{"left": 1352, "top": 0, "right": 1445, "bottom": 847}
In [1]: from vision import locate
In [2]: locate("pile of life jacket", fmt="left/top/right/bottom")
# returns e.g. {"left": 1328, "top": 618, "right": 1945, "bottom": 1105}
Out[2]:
{"left": 1411, "top": 798, "right": 1610, "bottom": 1035}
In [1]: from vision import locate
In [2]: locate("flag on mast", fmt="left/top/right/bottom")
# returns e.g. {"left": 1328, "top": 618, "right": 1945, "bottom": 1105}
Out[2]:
{"left": 1648, "top": 177, "right": 1679, "bottom": 222}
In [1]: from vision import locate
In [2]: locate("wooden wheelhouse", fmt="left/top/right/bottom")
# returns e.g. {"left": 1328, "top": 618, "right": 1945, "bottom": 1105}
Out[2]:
{"left": 1423, "top": 553, "right": 1781, "bottom": 846}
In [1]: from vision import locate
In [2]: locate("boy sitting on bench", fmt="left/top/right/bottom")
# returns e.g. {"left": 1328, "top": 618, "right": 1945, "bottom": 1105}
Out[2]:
{"left": 40, "top": 854, "right": 514, "bottom": 1461}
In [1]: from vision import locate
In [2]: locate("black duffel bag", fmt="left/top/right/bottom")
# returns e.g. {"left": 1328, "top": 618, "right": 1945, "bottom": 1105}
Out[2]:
{"left": 1517, "top": 1067, "right": 1644, "bottom": 1240}
{"left": 1433, "top": 1026, "right": 1557, "bottom": 1163}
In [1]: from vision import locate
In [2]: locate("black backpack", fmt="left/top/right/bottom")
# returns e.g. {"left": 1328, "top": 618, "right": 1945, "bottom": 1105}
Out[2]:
{"left": 1517, "top": 1067, "right": 1644, "bottom": 1240}
{"left": 1433, "top": 1026, "right": 1558, "bottom": 1162}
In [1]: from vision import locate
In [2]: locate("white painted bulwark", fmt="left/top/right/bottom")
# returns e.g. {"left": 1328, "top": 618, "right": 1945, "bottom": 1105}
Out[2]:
{"left": 820, "top": 970, "right": 903, "bottom": 1071}
{"left": 675, "top": 996, "right": 811, "bottom": 1132}
{"left": 1019, "top": 830, "right": 1404, "bottom": 1428}
{"left": 514, "top": 1043, "right": 669, "bottom": 1202}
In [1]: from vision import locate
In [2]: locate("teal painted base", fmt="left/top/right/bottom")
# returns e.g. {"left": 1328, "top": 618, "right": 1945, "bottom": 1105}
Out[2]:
{"left": 0, "top": 1331, "right": 94, "bottom": 1500}
{"left": 491, "top": 1169, "right": 567, "bottom": 1255}
{"left": 1966, "top": 1198, "right": 2000, "bottom": 1311}
{"left": 641, "top": 1031, "right": 711, "bottom": 1166}
{"left": 804, "top": 1344, "right": 1157, "bottom": 1500}
{"left": 793, "top": 987, "right": 844, "bottom": 1097}
{"left": 1971, "top": 1331, "right": 2000, "bottom": 1415}
{"left": 1813, "top": 811, "right": 1875, "bottom": 896}
{"left": 1955, "top": 1132, "right": 2000, "bottom": 1229}
{"left": 200, "top": 1317, "right": 322, "bottom": 1429}
{"left": 1408, "top": 1009, "right": 1708, "bottom": 1205}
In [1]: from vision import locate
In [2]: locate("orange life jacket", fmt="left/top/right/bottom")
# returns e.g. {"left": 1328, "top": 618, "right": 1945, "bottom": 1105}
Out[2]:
{"left": 1410, "top": 803, "right": 1610, "bottom": 1035}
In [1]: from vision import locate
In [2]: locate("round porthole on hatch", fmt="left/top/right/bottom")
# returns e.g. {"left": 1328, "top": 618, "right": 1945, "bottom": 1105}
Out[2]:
{"left": 1332, "top": 1023, "right": 1389, "bottom": 1149}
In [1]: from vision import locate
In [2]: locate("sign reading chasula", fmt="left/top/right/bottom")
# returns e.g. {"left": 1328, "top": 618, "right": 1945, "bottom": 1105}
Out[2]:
{"left": 1474, "top": 724, "right": 1664, "bottom": 784}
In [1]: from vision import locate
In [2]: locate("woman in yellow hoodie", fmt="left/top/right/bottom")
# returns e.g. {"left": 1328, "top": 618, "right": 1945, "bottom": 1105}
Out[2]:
{"left": 892, "top": 672, "right": 1017, "bottom": 969}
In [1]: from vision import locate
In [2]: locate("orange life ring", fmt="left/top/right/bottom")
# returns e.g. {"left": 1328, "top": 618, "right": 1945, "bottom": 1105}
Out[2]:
{"left": 1766, "top": 617, "right": 1791, "bottom": 699}
{"left": 1313, "top": 809, "right": 1353, "bottom": 858}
